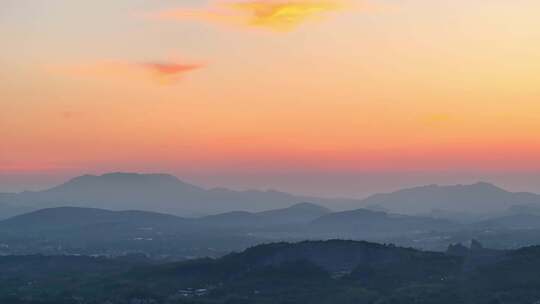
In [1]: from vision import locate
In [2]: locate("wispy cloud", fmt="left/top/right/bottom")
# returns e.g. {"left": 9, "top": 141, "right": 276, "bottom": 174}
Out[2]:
{"left": 141, "top": 62, "right": 203, "bottom": 83}
{"left": 60, "top": 60, "right": 203, "bottom": 84}
{"left": 233, "top": 0, "right": 344, "bottom": 30}
{"left": 149, "top": 0, "right": 355, "bottom": 32}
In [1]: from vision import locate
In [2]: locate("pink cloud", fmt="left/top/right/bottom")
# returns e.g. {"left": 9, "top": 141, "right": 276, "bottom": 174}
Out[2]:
{"left": 58, "top": 60, "right": 204, "bottom": 84}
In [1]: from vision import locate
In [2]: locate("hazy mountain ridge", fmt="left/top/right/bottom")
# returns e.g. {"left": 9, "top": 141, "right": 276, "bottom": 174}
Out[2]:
{"left": 2, "top": 173, "right": 540, "bottom": 225}
{"left": 0, "top": 202, "right": 331, "bottom": 232}
{"left": 0, "top": 203, "right": 467, "bottom": 258}
{"left": 0, "top": 206, "right": 190, "bottom": 233}
{"left": 360, "top": 182, "right": 540, "bottom": 215}
{"left": 310, "top": 208, "right": 458, "bottom": 238}
{"left": 473, "top": 213, "right": 540, "bottom": 230}
{"left": 0, "top": 203, "right": 441, "bottom": 237}
{"left": 0, "top": 173, "right": 360, "bottom": 218}
{"left": 199, "top": 202, "right": 332, "bottom": 228}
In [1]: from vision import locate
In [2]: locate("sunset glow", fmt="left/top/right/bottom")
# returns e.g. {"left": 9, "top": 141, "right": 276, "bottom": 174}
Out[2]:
{"left": 2, "top": 0, "right": 540, "bottom": 195}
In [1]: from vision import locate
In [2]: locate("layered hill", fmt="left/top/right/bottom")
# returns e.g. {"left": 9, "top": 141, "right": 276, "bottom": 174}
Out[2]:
{"left": 310, "top": 208, "right": 458, "bottom": 237}
{"left": 3, "top": 173, "right": 540, "bottom": 219}
{"left": 199, "top": 202, "right": 331, "bottom": 228}
{"left": 359, "top": 182, "right": 540, "bottom": 215}
{"left": 0, "top": 173, "right": 357, "bottom": 217}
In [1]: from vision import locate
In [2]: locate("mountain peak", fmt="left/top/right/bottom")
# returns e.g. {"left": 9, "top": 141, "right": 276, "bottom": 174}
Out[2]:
{"left": 57, "top": 172, "right": 196, "bottom": 189}
{"left": 361, "top": 181, "right": 531, "bottom": 215}
{"left": 6, "top": 172, "right": 363, "bottom": 217}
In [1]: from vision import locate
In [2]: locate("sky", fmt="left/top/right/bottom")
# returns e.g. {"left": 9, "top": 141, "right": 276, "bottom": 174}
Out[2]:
{"left": 1, "top": 0, "right": 540, "bottom": 196}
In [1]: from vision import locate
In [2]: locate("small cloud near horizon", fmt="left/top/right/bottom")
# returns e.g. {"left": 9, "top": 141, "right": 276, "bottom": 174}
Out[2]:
{"left": 58, "top": 60, "right": 204, "bottom": 85}
{"left": 147, "top": 0, "right": 362, "bottom": 32}
{"left": 141, "top": 62, "right": 204, "bottom": 84}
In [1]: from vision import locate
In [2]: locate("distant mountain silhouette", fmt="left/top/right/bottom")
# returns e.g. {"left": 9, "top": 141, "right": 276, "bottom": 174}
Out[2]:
{"left": 3, "top": 174, "right": 540, "bottom": 219}
{"left": 359, "top": 182, "right": 540, "bottom": 215}
{"left": 0, "top": 204, "right": 461, "bottom": 257}
{"left": 258, "top": 202, "right": 331, "bottom": 223}
{"left": 0, "top": 173, "right": 358, "bottom": 217}
{"left": 0, "top": 192, "right": 36, "bottom": 219}
{"left": 198, "top": 211, "right": 263, "bottom": 228}
{"left": 0, "top": 206, "right": 253, "bottom": 258}
{"left": 473, "top": 214, "right": 540, "bottom": 230}
{"left": 506, "top": 203, "right": 540, "bottom": 215}
{"left": 310, "top": 208, "right": 457, "bottom": 237}
{"left": 0, "top": 206, "right": 191, "bottom": 234}
{"left": 0, "top": 203, "right": 330, "bottom": 233}
{"left": 199, "top": 202, "right": 331, "bottom": 228}
{"left": 0, "top": 202, "right": 331, "bottom": 234}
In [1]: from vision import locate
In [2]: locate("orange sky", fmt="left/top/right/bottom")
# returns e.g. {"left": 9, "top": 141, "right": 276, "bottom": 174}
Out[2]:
{"left": 1, "top": 0, "right": 540, "bottom": 195}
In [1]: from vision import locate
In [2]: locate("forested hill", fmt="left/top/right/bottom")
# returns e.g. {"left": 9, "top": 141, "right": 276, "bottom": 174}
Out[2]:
{"left": 2, "top": 239, "right": 540, "bottom": 303}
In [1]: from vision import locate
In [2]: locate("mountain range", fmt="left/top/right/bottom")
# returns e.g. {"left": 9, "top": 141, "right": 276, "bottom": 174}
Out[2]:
{"left": 1, "top": 172, "right": 540, "bottom": 219}
{"left": 2, "top": 197, "right": 540, "bottom": 257}
{"left": 0, "top": 203, "right": 460, "bottom": 257}
{"left": 0, "top": 202, "right": 455, "bottom": 239}
{"left": 360, "top": 182, "right": 540, "bottom": 215}
{"left": 0, "top": 173, "right": 359, "bottom": 218}
{"left": 199, "top": 202, "right": 331, "bottom": 228}
{"left": 0, "top": 202, "right": 331, "bottom": 234}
